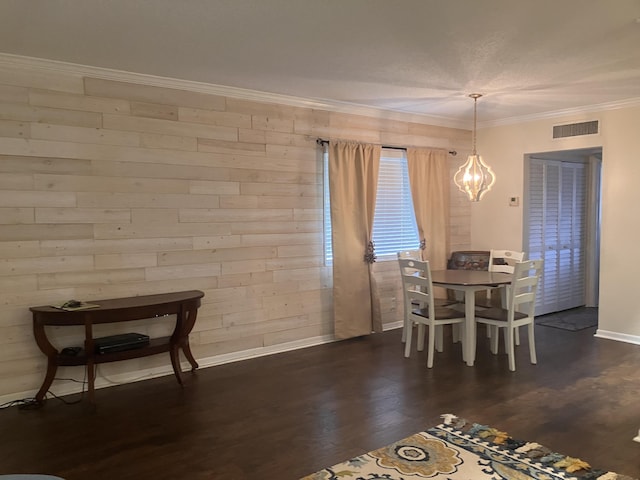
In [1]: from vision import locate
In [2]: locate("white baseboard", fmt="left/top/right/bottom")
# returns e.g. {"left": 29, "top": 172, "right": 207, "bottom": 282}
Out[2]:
{"left": 383, "top": 321, "right": 403, "bottom": 331}
{"left": 594, "top": 329, "right": 640, "bottom": 346}
{"left": 0, "top": 334, "right": 336, "bottom": 406}
{"left": 196, "top": 334, "right": 335, "bottom": 369}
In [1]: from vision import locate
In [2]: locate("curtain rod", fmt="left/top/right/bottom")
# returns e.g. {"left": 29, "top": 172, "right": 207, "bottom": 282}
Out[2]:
{"left": 316, "top": 138, "right": 457, "bottom": 156}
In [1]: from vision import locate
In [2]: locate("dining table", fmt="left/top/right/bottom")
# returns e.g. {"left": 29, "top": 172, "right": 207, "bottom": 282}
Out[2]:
{"left": 430, "top": 269, "right": 513, "bottom": 366}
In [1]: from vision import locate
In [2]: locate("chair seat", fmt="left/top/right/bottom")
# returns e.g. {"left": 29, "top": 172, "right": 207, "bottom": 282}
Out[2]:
{"left": 475, "top": 307, "right": 528, "bottom": 322}
{"left": 435, "top": 298, "right": 457, "bottom": 307}
{"left": 474, "top": 301, "right": 492, "bottom": 309}
{"left": 412, "top": 306, "right": 466, "bottom": 320}
{"left": 412, "top": 298, "right": 457, "bottom": 308}
{"left": 475, "top": 286, "right": 505, "bottom": 309}
{"left": 474, "top": 299, "right": 498, "bottom": 309}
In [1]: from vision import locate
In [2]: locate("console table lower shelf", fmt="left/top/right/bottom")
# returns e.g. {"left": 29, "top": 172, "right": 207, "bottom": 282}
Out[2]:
{"left": 30, "top": 290, "right": 205, "bottom": 404}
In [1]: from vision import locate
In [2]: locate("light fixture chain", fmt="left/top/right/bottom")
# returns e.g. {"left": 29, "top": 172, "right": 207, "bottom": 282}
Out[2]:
{"left": 472, "top": 95, "right": 477, "bottom": 155}
{"left": 469, "top": 93, "right": 482, "bottom": 155}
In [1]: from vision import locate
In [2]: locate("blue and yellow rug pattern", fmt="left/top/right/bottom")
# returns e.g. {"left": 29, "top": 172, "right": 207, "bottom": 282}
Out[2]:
{"left": 301, "top": 414, "right": 636, "bottom": 480}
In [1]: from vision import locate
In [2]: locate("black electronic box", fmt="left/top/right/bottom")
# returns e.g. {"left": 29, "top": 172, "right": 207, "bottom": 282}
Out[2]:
{"left": 94, "top": 333, "right": 150, "bottom": 354}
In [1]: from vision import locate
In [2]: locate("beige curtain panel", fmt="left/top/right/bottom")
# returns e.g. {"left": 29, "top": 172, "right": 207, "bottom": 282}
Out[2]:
{"left": 328, "top": 142, "right": 381, "bottom": 339}
{"left": 406, "top": 148, "right": 451, "bottom": 270}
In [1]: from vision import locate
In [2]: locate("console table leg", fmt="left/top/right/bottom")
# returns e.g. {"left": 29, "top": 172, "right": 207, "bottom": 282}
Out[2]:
{"left": 87, "top": 361, "right": 96, "bottom": 404}
{"left": 181, "top": 342, "right": 199, "bottom": 372}
{"left": 35, "top": 357, "right": 58, "bottom": 403}
{"left": 169, "top": 347, "right": 183, "bottom": 386}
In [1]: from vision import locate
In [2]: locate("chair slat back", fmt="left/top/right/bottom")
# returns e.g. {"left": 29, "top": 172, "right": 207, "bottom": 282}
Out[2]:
{"left": 508, "top": 259, "right": 543, "bottom": 317}
{"left": 397, "top": 249, "right": 422, "bottom": 261}
{"left": 397, "top": 250, "right": 423, "bottom": 276}
{"left": 489, "top": 249, "right": 525, "bottom": 274}
{"left": 398, "top": 258, "right": 435, "bottom": 308}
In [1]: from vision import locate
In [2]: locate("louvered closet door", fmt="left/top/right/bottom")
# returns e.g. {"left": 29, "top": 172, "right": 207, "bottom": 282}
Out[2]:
{"left": 527, "top": 159, "right": 586, "bottom": 315}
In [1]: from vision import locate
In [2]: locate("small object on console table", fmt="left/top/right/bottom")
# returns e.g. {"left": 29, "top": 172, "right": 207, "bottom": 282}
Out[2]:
{"left": 50, "top": 299, "right": 100, "bottom": 311}
{"left": 30, "top": 290, "right": 204, "bottom": 404}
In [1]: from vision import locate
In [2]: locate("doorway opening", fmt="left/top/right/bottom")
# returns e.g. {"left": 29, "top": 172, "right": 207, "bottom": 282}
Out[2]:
{"left": 523, "top": 147, "right": 602, "bottom": 317}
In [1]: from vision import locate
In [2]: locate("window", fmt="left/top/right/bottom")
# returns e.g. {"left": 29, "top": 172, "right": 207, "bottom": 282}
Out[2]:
{"left": 324, "top": 148, "right": 420, "bottom": 264}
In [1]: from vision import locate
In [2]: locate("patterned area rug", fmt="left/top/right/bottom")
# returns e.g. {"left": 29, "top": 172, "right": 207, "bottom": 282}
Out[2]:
{"left": 301, "top": 414, "right": 636, "bottom": 480}
{"left": 536, "top": 307, "right": 598, "bottom": 331}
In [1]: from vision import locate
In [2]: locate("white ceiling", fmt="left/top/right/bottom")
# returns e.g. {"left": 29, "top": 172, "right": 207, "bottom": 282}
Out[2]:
{"left": 1, "top": 0, "right": 640, "bottom": 127}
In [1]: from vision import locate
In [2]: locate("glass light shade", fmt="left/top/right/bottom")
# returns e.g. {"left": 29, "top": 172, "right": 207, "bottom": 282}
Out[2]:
{"left": 454, "top": 153, "right": 496, "bottom": 202}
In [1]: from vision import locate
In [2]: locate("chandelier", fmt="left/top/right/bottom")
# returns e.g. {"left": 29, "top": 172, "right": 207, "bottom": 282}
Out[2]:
{"left": 454, "top": 93, "right": 496, "bottom": 201}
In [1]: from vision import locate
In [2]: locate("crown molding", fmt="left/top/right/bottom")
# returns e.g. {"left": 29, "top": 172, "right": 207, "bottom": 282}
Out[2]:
{"left": 0, "top": 53, "right": 467, "bottom": 129}
{"left": 3, "top": 53, "right": 639, "bottom": 130}
{"left": 479, "top": 97, "right": 640, "bottom": 128}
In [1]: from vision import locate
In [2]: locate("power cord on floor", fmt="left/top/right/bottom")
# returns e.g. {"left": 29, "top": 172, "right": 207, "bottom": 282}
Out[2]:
{"left": 0, "top": 398, "right": 39, "bottom": 410}
{"left": 43, "top": 389, "right": 84, "bottom": 405}
{"left": 46, "top": 367, "right": 90, "bottom": 405}
{"left": 2, "top": 370, "right": 90, "bottom": 410}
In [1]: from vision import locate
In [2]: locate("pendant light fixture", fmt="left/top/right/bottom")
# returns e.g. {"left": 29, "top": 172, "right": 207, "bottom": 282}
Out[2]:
{"left": 454, "top": 93, "right": 496, "bottom": 201}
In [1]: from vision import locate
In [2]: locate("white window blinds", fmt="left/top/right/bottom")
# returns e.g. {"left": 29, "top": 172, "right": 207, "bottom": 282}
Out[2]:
{"left": 371, "top": 149, "right": 420, "bottom": 258}
{"left": 324, "top": 148, "right": 420, "bottom": 264}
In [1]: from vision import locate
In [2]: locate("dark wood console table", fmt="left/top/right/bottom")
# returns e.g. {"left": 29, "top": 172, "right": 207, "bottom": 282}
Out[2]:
{"left": 30, "top": 290, "right": 205, "bottom": 404}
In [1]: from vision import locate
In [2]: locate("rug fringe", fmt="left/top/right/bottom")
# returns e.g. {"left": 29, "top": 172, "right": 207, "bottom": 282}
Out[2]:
{"left": 596, "top": 473, "right": 619, "bottom": 480}
{"left": 515, "top": 442, "right": 543, "bottom": 453}
{"left": 440, "top": 413, "right": 457, "bottom": 425}
{"left": 442, "top": 414, "right": 599, "bottom": 476}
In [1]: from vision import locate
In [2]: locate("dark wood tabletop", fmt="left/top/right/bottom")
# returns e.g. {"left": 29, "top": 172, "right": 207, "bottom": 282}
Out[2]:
{"left": 430, "top": 269, "right": 512, "bottom": 286}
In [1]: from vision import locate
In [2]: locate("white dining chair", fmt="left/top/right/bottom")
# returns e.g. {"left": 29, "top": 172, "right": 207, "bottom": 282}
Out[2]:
{"left": 477, "top": 249, "right": 525, "bottom": 343}
{"left": 474, "top": 259, "right": 543, "bottom": 371}
{"left": 398, "top": 258, "right": 465, "bottom": 368}
{"left": 397, "top": 250, "right": 456, "bottom": 344}
{"left": 482, "top": 249, "right": 525, "bottom": 306}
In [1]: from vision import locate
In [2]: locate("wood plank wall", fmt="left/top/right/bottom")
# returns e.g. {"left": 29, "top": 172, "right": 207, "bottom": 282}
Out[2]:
{"left": 0, "top": 61, "right": 471, "bottom": 399}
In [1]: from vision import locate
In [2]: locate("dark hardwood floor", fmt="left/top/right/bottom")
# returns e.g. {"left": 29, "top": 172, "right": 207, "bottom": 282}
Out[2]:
{"left": 1, "top": 323, "right": 639, "bottom": 479}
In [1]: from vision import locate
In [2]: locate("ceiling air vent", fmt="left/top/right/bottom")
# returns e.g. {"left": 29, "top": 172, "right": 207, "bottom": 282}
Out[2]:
{"left": 553, "top": 120, "right": 599, "bottom": 139}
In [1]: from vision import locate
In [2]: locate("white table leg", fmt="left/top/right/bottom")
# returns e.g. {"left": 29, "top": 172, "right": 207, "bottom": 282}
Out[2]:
{"left": 464, "top": 288, "right": 476, "bottom": 366}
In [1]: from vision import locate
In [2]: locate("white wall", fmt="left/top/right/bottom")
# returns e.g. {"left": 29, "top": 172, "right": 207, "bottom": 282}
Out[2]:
{"left": 471, "top": 105, "right": 640, "bottom": 342}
